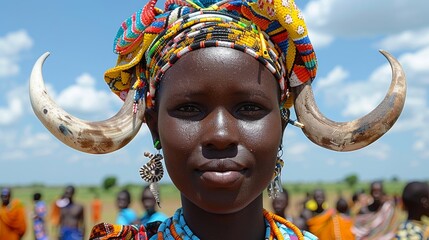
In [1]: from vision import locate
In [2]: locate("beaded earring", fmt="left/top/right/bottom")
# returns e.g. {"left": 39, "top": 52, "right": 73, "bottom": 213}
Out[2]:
{"left": 267, "top": 146, "right": 284, "bottom": 199}
{"left": 139, "top": 140, "right": 164, "bottom": 207}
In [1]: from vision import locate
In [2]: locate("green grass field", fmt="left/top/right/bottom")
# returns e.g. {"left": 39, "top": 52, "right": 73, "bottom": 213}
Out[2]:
{"left": 5, "top": 181, "right": 415, "bottom": 240}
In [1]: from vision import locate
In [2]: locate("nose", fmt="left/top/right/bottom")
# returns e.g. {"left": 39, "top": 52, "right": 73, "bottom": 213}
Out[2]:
{"left": 202, "top": 108, "right": 239, "bottom": 152}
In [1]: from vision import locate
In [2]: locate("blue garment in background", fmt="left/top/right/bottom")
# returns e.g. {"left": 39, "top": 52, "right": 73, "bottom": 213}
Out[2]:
{"left": 116, "top": 208, "right": 137, "bottom": 225}
{"left": 141, "top": 211, "right": 168, "bottom": 225}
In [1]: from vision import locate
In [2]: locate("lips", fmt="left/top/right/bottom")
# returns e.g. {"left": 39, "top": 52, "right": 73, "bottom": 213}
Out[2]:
{"left": 196, "top": 159, "right": 247, "bottom": 188}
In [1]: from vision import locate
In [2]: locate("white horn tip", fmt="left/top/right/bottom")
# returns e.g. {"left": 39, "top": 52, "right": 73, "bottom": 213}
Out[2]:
{"left": 379, "top": 49, "right": 391, "bottom": 58}
{"left": 40, "top": 52, "right": 51, "bottom": 60}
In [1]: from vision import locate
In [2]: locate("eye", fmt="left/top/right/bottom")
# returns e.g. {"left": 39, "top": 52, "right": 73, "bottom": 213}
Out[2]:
{"left": 239, "top": 105, "right": 262, "bottom": 112}
{"left": 170, "top": 104, "right": 203, "bottom": 120}
{"left": 236, "top": 103, "right": 267, "bottom": 120}
{"left": 178, "top": 105, "right": 200, "bottom": 113}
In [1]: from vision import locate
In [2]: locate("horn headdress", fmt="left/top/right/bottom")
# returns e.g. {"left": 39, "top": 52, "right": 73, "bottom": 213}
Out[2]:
{"left": 30, "top": 0, "right": 406, "bottom": 153}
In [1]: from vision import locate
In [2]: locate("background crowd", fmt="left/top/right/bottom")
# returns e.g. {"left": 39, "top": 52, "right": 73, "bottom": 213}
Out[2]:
{"left": 1, "top": 180, "right": 428, "bottom": 240}
{"left": 271, "top": 181, "right": 429, "bottom": 239}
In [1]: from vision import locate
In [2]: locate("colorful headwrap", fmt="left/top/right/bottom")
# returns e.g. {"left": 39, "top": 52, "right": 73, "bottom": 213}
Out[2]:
{"left": 105, "top": 0, "right": 317, "bottom": 110}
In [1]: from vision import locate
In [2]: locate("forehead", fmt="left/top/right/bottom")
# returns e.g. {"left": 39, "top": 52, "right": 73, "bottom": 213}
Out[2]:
{"left": 64, "top": 187, "right": 74, "bottom": 194}
{"left": 371, "top": 182, "right": 382, "bottom": 190}
{"left": 118, "top": 192, "right": 129, "bottom": 199}
{"left": 314, "top": 190, "right": 325, "bottom": 197}
{"left": 159, "top": 47, "right": 279, "bottom": 100}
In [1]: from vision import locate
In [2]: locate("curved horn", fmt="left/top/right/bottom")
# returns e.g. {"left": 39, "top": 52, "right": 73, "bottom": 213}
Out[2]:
{"left": 292, "top": 50, "right": 406, "bottom": 152}
{"left": 29, "top": 52, "right": 145, "bottom": 154}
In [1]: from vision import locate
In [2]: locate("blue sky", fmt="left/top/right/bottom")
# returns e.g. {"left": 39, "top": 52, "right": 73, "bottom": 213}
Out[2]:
{"left": 1, "top": 0, "right": 428, "bottom": 186}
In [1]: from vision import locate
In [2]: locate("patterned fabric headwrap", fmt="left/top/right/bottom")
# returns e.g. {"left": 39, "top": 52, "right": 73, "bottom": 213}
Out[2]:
{"left": 105, "top": 0, "right": 317, "bottom": 112}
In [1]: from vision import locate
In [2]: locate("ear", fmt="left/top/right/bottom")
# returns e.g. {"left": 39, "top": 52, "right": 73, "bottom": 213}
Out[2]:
{"left": 145, "top": 108, "right": 162, "bottom": 149}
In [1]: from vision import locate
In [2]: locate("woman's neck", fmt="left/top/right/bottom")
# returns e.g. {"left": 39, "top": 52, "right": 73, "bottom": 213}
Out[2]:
{"left": 181, "top": 194, "right": 266, "bottom": 240}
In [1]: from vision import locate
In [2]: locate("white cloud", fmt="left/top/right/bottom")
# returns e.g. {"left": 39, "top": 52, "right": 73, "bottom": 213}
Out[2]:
{"left": 378, "top": 28, "right": 429, "bottom": 52}
{"left": 304, "top": 0, "right": 429, "bottom": 44}
{"left": 362, "top": 142, "right": 390, "bottom": 161}
{"left": 0, "top": 58, "right": 19, "bottom": 77}
{"left": 0, "top": 84, "right": 28, "bottom": 125}
{"left": 0, "top": 97, "right": 23, "bottom": 125}
{"left": 307, "top": 29, "right": 334, "bottom": 49}
{"left": 315, "top": 66, "right": 348, "bottom": 89}
{"left": 0, "top": 30, "right": 33, "bottom": 56}
{"left": 20, "top": 132, "right": 51, "bottom": 149}
{"left": 0, "top": 30, "right": 33, "bottom": 77}
{"left": 399, "top": 47, "right": 429, "bottom": 85}
{"left": 413, "top": 140, "right": 425, "bottom": 152}
{"left": 56, "top": 73, "right": 123, "bottom": 119}
{"left": 0, "top": 126, "right": 58, "bottom": 161}
{"left": 287, "top": 142, "right": 309, "bottom": 156}
{"left": 413, "top": 125, "right": 429, "bottom": 158}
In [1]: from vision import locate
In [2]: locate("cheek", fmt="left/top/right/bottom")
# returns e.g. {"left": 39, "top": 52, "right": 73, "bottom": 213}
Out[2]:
{"left": 240, "top": 114, "right": 283, "bottom": 156}
{"left": 240, "top": 114, "right": 283, "bottom": 187}
{"left": 157, "top": 113, "right": 200, "bottom": 181}
{"left": 159, "top": 116, "right": 201, "bottom": 155}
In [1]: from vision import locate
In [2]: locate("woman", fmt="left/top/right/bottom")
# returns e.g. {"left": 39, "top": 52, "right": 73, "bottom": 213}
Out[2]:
{"left": 29, "top": 0, "right": 406, "bottom": 238}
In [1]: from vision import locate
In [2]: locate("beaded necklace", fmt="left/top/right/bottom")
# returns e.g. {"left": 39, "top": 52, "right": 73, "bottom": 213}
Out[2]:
{"left": 153, "top": 208, "right": 304, "bottom": 240}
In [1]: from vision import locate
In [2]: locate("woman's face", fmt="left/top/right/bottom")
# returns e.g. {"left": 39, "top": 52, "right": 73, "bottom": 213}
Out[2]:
{"left": 147, "top": 47, "right": 284, "bottom": 214}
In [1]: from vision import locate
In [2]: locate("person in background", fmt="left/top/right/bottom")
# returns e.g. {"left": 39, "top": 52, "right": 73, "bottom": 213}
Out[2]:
{"left": 271, "top": 188, "right": 292, "bottom": 220}
{"left": 271, "top": 187, "right": 308, "bottom": 231}
{"left": 91, "top": 193, "right": 102, "bottom": 224}
{"left": 33, "top": 192, "right": 48, "bottom": 240}
{"left": 303, "top": 189, "right": 327, "bottom": 221}
{"left": 50, "top": 193, "right": 67, "bottom": 239}
{"left": 352, "top": 180, "right": 399, "bottom": 240}
{"left": 394, "top": 181, "right": 429, "bottom": 240}
{"left": 349, "top": 189, "right": 368, "bottom": 217}
{"left": 0, "top": 187, "right": 27, "bottom": 240}
{"left": 116, "top": 189, "right": 138, "bottom": 225}
{"left": 59, "top": 185, "right": 85, "bottom": 240}
{"left": 140, "top": 186, "right": 167, "bottom": 225}
{"left": 306, "top": 190, "right": 355, "bottom": 240}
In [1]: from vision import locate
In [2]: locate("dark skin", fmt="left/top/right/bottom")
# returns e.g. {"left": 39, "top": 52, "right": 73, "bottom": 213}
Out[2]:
{"left": 60, "top": 186, "right": 85, "bottom": 236}
{"left": 1, "top": 188, "right": 11, "bottom": 207}
{"left": 271, "top": 190, "right": 288, "bottom": 218}
{"left": 146, "top": 47, "right": 286, "bottom": 240}
{"left": 301, "top": 189, "right": 325, "bottom": 221}
{"left": 313, "top": 189, "right": 326, "bottom": 214}
{"left": 117, "top": 191, "right": 131, "bottom": 210}
{"left": 141, "top": 187, "right": 156, "bottom": 215}
{"left": 402, "top": 182, "right": 429, "bottom": 221}
{"left": 365, "top": 181, "right": 386, "bottom": 213}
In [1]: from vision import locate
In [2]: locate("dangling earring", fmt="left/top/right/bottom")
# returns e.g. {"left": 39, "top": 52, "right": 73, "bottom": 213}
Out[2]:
{"left": 139, "top": 140, "right": 164, "bottom": 207}
{"left": 267, "top": 145, "right": 284, "bottom": 199}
